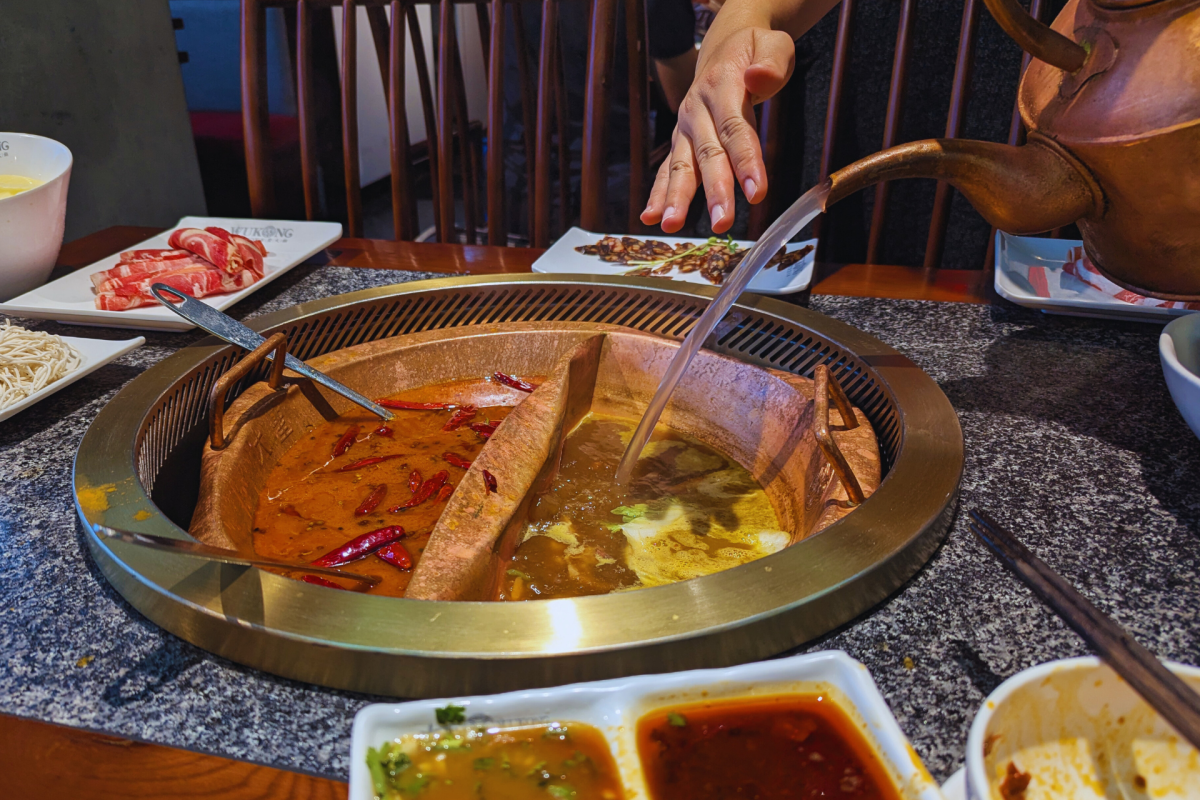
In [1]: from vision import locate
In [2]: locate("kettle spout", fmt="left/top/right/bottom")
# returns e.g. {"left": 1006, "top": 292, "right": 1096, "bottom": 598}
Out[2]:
{"left": 826, "top": 133, "right": 1103, "bottom": 235}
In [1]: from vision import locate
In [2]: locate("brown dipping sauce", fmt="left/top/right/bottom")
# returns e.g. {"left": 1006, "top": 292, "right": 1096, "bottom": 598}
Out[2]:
{"left": 252, "top": 378, "right": 525, "bottom": 596}
{"left": 637, "top": 695, "right": 902, "bottom": 800}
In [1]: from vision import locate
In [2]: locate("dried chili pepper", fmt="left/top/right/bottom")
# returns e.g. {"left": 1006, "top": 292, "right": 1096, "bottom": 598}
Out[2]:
{"left": 442, "top": 405, "right": 477, "bottom": 431}
{"left": 336, "top": 454, "right": 404, "bottom": 472}
{"left": 493, "top": 372, "right": 537, "bottom": 393}
{"left": 376, "top": 541, "right": 413, "bottom": 570}
{"left": 482, "top": 470, "right": 498, "bottom": 493}
{"left": 436, "top": 484, "right": 454, "bottom": 502}
{"left": 408, "top": 470, "right": 422, "bottom": 493}
{"left": 354, "top": 484, "right": 388, "bottom": 516}
{"left": 332, "top": 425, "right": 360, "bottom": 457}
{"left": 280, "top": 504, "right": 302, "bottom": 517}
{"left": 443, "top": 452, "right": 472, "bottom": 470}
{"left": 311, "top": 525, "right": 405, "bottom": 567}
{"left": 373, "top": 426, "right": 394, "bottom": 438}
{"left": 469, "top": 421, "right": 498, "bottom": 440}
{"left": 302, "top": 575, "right": 347, "bottom": 590}
{"left": 377, "top": 399, "right": 453, "bottom": 410}
{"left": 391, "top": 470, "right": 449, "bottom": 511}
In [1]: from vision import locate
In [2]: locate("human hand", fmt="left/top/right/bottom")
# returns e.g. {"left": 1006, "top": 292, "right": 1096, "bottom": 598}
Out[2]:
{"left": 640, "top": 25, "right": 796, "bottom": 234}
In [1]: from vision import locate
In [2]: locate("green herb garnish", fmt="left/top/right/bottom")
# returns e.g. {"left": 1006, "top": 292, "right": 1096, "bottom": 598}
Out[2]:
{"left": 611, "top": 504, "right": 649, "bottom": 522}
{"left": 547, "top": 785, "right": 577, "bottom": 799}
{"left": 366, "top": 744, "right": 413, "bottom": 798}
{"left": 561, "top": 751, "right": 592, "bottom": 769}
{"left": 667, "top": 711, "right": 688, "bottom": 727}
{"left": 527, "top": 760, "right": 549, "bottom": 778}
{"left": 507, "top": 569, "right": 532, "bottom": 580}
{"left": 435, "top": 704, "right": 466, "bottom": 725}
{"left": 473, "top": 757, "right": 494, "bottom": 771}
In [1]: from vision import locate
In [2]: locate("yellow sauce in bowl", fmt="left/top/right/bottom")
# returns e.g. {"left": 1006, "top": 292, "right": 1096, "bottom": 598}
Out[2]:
{"left": 0, "top": 175, "right": 43, "bottom": 199}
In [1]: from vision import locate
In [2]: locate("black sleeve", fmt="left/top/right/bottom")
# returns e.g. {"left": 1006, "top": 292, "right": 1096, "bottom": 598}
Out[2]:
{"left": 646, "top": 0, "right": 697, "bottom": 61}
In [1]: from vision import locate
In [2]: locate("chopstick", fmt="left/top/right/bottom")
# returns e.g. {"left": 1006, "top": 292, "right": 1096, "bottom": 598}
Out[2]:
{"left": 968, "top": 509, "right": 1200, "bottom": 751}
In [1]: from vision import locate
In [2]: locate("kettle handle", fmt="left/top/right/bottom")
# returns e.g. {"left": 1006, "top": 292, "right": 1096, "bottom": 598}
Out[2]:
{"left": 983, "top": 0, "right": 1088, "bottom": 72}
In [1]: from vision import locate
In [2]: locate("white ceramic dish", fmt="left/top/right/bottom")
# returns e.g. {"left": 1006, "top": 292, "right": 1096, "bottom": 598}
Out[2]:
{"left": 966, "top": 656, "right": 1200, "bottom": 800}
{"left": 1161, "top": 312, "right": 1200, "bottom": 441}
{"left": 941, "top": 768, "right": 965, "bottom": 800}
{"left": 0, "top": 334, "right": 143, "bottom": 423}
{"left": 0, "top": 133, "right": 73, "bottom": 302}
{"left": 532, "top": 226, "right": 818, "bottom": 295}
{"left": 0, "top": 216, "right": 342, "bottom": 331}
{"left": 350, "top": 650, "right": 944, "bottom": 800}
{"left": 994, "top": 232, "right": 1199, "bottom": 323}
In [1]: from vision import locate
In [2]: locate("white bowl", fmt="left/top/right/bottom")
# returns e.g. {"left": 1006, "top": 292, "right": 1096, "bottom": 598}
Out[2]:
{"left": 966, "top": 657, "right": 1200, "bottom": 800}
{"left": 1162, "top": 312, "right": 1200, "bottom": 441}
{"left": 0, "top": 133, "right": 72, "bottom": 301}
{"left": 350, "top": 650, "right": 945, "bottom": 800}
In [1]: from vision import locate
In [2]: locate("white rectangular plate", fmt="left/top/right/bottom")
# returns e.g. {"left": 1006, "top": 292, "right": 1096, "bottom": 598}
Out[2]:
{"left": 349, "top": 651, "right": 944, "bottom": 800}
{"left": 0, "top": 216, "right": 343, "bottom": 332}
{"left": 533, "top": 227, "right": 817, "bottom": 295}
{"left": 0, "top": 334, "right": 144, "bottom": 423}
{"left": 995, "top": 232, "right": 1197, "bottom": 324}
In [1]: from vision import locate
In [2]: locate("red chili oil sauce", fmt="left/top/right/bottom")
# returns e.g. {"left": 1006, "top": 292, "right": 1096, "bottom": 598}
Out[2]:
{"left": 637, "top": 694, "right": 903, "bottom": 800}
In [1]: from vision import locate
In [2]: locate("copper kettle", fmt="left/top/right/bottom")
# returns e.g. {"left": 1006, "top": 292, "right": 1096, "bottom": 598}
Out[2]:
{"left": 825, "top": 0, "right": 1200, "bottom": 299}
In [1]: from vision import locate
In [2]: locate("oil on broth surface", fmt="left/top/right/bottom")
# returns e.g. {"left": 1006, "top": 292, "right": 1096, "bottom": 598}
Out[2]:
{"left": 638, "top": 695, "right": 902, "bottom": 800}
{"left": 366, "top": 721, "right": 624, "bottom": 800}
{"left": 252, "top": 378, "right": 522, "bottom": 595}
{"left": 501, "top": 414, "right": 787, "bottom": 600}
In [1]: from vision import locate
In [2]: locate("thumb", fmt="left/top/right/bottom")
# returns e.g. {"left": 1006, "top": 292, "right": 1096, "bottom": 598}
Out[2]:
{"left": 743, "top": 29, "right": 796, "bottom": 104}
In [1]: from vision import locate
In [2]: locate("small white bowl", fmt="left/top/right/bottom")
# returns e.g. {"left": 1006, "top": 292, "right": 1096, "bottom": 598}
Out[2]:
{"left": 350, "top": 650, "right": 944, "bottom": 800}
{"left": 1162, "top": 312, "right": 1200, "bottom": 441}
{"left": 966, "top": 657, "right": 1200, "bottom": 800}
{"left": 0, "top": 133, "right": 73, "bottom": 301}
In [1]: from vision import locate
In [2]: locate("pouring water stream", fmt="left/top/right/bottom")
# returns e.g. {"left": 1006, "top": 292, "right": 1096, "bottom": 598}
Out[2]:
{"left": 614, "top": 180, "right": 832, "bottom": 484}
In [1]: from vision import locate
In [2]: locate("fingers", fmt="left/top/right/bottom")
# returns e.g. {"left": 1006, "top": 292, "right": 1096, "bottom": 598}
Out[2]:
{"left": 640, "top": 159, "right": 673, "bottom": 226}
{"left": 687, "top": 109, "right": 738, "bottom": 233}
{"left": 657, "top": 133, "right": 700, "bottom": 234}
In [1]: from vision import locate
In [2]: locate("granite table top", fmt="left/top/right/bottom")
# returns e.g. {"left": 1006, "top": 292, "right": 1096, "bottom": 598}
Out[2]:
{"left": 1, "top": 263, "right": 1197, "bottom": 784}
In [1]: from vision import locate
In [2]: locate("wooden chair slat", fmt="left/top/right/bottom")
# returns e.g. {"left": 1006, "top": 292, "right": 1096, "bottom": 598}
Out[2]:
{"left": 814, "top": 0, "right": 856, "bottom": 258}
{"left": 626, "top": 0, "right": 649, "bottom": 234}
{"left": 581, "top": 0, "right": 618, "bottom": 231}
{"left": 365, "top": 4, "right": 392, "bottom": 110}
{"left": 296, "top": 0, "right": 321, "bottom": 220}
{"left": 436, "top": 0, "right": 457, "bottom": 240}
{"left": 388, "top": 1, "right": 415, "bottom": 239}
{"left": 475, "top": 1, "right": 491, "bottom": 61}
{"left": 533, "top": 0, "right": 558, "bottom": 248}
{"left": 486, "top": 0, "right": 506, "bottom": 245}
{"left": 340, "top": 0, "right": 363, "bottom": 236}
{"left": 923, "top": 0, "right": 982, "bottom": 269}
{"left": 242, "top": 0, "right": 275, "bottom": 217}
{"left": 451, "top": 31, "right": 480, "bottom": 243}
{"left": 865, "top": 0, "right": 917, "bottom": 264}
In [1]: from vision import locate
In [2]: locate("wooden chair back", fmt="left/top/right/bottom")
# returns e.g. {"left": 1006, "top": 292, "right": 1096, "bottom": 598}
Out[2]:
{"left": 750, "top": 0, "right": 1055, "bottom": 270}
{"left": 242, "top": 0, "right": 650, "bottom": 247}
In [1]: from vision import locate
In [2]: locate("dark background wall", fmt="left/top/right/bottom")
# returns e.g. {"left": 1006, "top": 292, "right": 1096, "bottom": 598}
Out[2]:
{"left": 0, "top": 0, "right": 206, "bottom": 242}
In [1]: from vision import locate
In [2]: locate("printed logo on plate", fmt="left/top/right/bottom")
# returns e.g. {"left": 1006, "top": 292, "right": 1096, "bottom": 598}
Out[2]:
{"left": 228, "top": 224, "right": 295, "bottom": 243}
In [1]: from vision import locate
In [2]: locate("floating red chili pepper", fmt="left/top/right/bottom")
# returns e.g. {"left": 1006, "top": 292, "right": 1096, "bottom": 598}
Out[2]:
{"left": 408, "top": 470, "right": 422, "bottom": 493}
{"left": 482, "top": 470, "right": 498, "bottom": 493}
{"left": 336, "top": 454, "right": 404, "bottom": 472}
{"left": 311, "top": 525, "right": 405, "bottom": 567}
{"left": 443, "top": 452, "right": 472, "bottom": 470}
{"left": 442, "top": 405, "right": 477, "bottom": 431}
{"left": 493, "top": 372, "right": 537, "bottom": 392}
{"left": 376, "top": 541, "right": 413, "bottom": 570}
{"left": 280, "top": 504, "right": 302, "bottom": 517}
{"left": 355, "top": 484, "right": 388, "bottom": 516}
{"left": 391, "top": 470, "right": 449, "bottom": 511}
{"left": 377, "top": 399, "right": 453, "bottom": 410}
{"left": 302, "top": 575, "right": 348, "bottom": 590}
{"left": 373, "top": 426, "right": 394, "bottom": 438}
{"left": 332, "top": 425, "right": 360, "bottom": 457}
{"left": 469, "top": 421, "right": 498, "bottom": 440}
{"left": 436, "top": 484, "right": 454, "bottom": 503}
